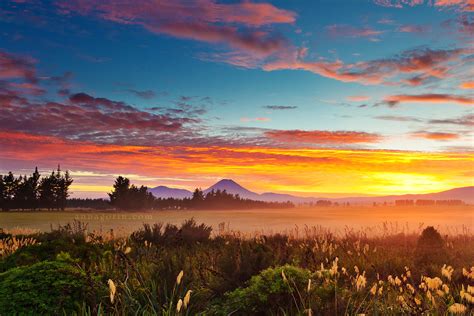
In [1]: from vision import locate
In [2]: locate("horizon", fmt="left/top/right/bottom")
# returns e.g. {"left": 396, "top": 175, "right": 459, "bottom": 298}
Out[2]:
{"left": 1, "top": 0, "right": 473, "bottom": 199}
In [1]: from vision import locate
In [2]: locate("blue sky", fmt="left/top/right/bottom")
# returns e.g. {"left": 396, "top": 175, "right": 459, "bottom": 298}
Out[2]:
{"left": 0, "top": 0, "right": 472, "bottom": 196}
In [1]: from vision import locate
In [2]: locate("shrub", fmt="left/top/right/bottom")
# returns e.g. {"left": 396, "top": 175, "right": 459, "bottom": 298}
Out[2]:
{"left": 415, "top": 226, "right": 446, "bottom": 266}
{"left": 213, "top": 265, "right": 313, "bottom": 315}
{"left": 0, "top": 260, "right": 105, "bottom": 314}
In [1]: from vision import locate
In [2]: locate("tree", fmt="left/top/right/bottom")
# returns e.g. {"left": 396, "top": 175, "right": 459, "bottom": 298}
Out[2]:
{"left": 109, "top": 176, "right": 131, "bottom": 210}
{"left": 1, "top": 172, "right": 18, "bottom": 211}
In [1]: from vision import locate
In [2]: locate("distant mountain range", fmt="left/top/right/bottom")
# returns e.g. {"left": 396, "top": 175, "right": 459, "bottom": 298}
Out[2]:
{"left": 148, "top": 179, "right": 474, "bottom": 204}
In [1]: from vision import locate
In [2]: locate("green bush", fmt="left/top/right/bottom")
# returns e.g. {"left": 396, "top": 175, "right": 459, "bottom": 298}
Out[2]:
{"left": 0, "top": 260, "right": 105, "bottom": 315}
{"left": 213, "top": 265, "right": 313, "bottom": 315}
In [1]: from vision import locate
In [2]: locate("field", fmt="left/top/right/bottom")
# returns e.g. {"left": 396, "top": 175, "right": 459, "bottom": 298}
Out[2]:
{"left": 1, "top": 205, "right": 473, "bottom": 315}
{"left": 1, "top": 205, "right": 472, "bottom": 236}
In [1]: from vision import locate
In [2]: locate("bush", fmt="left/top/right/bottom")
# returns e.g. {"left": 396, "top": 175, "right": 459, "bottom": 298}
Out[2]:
{"left": 0, "top": 260, "right": 105, "bottom": 314}
{"left": 213, "top": 265, "right": 313, "bottom": 315}
{"left": 415, "top": 226, "right": 446, "bottom": 266}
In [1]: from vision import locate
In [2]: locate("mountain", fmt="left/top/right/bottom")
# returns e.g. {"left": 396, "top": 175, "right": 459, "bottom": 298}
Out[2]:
{"left": 148, "top": 186, "right": 192, "bottom": 199}
{"left": 203, "top": 179, "right": 260, "bottom": 200}
{"left": 332, "top": 186, "right": 474, "bottom": 204}
{"left": 149, "top": 180, "right": 474, "bottom": 204}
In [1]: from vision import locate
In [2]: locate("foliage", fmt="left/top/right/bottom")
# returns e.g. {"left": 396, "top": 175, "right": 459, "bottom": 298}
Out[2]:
{"left": 0, "top": 260, "right": 105, "bottom": 315}
{"left": 0, "top": 222, "right": 473, "bottom": 315}
{"left": 0, "top": 166, "right": 73, "bottom": 211}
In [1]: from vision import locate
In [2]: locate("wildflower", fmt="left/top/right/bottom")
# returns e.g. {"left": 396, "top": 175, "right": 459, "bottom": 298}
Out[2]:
{"left": 183, "top": 290, "right": 192, "bottom": 308}
{"left": 414, "top": 297, "right": 421, "bottom": 305}
{"left": 441, "top": 264, "right": 454, "bottom": 280}
{"left": 124, "top": 246, "right": 132, "bottom": 254}
{"left": 407, "top": 284, "right": 415, "bottom": 294}
{"left": 448, "top": 303, "right": 467, "bottom": 314}
{"left": 388, "top": 275, "right": 395, "bottom": 285}
{"left": 378, "top": 286, "right": 383, "bottom": 295}
{"left": 176, "top": 299, "right": 183, "bottom": 312}
{"left": 108, "top": 279, "right": 116, "bottom": 304}
{"left": 397, "top": 295, "right": 405, "bottom": 304}
{"left": 176, "top": 270, "right": 184, "bottom": 285}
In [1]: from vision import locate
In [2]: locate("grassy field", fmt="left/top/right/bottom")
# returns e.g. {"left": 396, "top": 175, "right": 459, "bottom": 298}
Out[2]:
{"left": 0, "top": 205, "right": 472, "bottom": 236}
{"left": 0, "top": 207, "right": 473, "bottom": 315}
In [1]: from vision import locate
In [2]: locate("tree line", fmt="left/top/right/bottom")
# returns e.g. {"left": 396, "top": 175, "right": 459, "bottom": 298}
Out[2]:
{"left": 109, "top": 176, "right": 294, "bottom": 210}
{"left": 0, "top": 167, "right": 73, "bottom": 211}
{"left": 0, "top": 170, "right": 294, "bottom": 211}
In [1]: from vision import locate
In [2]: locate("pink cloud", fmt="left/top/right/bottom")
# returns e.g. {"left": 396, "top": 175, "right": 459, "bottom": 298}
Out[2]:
{"left": 57, "top": 0, "right": 295, "bottom": 57}
{"left": 0, "top": 51, "right": 37, "bottom": 83}
{"left": 347, "top": 95, "right": 371, "bottom": 102}
{"left": 326, "top": 24, "right": 383, "bottom": 39}
{"left": 411, "top": 131, "right": 460, "bottom": 140}
{"left": 263, "top": 47, "right": 467, "bottom": 86}
{"left": 384, "top": 93, "right": 473, "bottom": 106}
{"left": 265, "top": 130, "right": 382, "bottom": 144}
{"left": 241, "top": 117, "right": 271, "bottom": 122}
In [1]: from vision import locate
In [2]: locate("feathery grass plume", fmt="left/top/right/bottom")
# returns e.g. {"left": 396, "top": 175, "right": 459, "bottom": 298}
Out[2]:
{"left": 460, "top": 285, "right": 474, "bottom": 304}
{"left": 370, "top": 284, "right": 377, "bottom": 295}
{"left": 176, "top": 270, "right": 184, "bottom": 286}
{"left": 355, "top": 272, "right": 367, "bottom": 291}
{"left": 176, "top": 299, "right": 183, "bottom": 312}
{"left": 108, "top": 279, "right": 116, "bottom": 304}
{"left": 441, "top": 264, "right": 454, "bottom": 280}
{"left": 423, "top": 276, "right": 443, "bottom": 290}
{"left": 281, "top": 270, "right": 288, "bottom": 282}
{"left": 307, "top": 279, "right": 311, "bottom": 292}
{"left": 462, "top": 267, "right": 474, "bottom": 280}
{"left": 448, "top": 303, "right": 467, "bottom": 314}
{"left": 183, "top": 290, "right": 192, "bottom": 308}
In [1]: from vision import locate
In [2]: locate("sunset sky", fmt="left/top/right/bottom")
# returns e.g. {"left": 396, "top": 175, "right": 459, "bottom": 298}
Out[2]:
{"left": 0, "top": 0, "right": 473, "bottom": 198}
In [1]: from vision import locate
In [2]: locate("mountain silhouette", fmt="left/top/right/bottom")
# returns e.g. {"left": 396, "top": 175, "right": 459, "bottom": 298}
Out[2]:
{"left": 149, "top": 180, "right": 474, "bottom": 204}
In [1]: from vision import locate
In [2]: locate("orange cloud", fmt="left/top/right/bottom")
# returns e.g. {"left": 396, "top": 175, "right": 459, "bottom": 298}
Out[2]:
{"left": 411, "top": 131, "right": 460, "bottom": 140}
{"left": 460, "top": 81, "right": 474, "bottom": 89}
{"left": 265, "top": 130, "right": 382, "bottom": 144}
{"left": 347, "top": 95, "right": 371, "bottom": 102}
{"left": 384, "top": 94, "right": 473, "bottom": 106}
{"left": 1, "top": 130, "right": 472, "bottom": 196}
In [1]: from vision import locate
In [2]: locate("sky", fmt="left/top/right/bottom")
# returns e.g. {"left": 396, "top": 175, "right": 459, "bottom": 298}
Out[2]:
{"left": 0, "top": 0, "right": 473, "bottom": 198}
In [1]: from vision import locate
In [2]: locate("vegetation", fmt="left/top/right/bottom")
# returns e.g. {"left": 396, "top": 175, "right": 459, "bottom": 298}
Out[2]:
{"left": 0, "top": 222, "right": 473, "bottom": 315}
{"left": 0, "top": 167, "right": 73, "bottom": 211}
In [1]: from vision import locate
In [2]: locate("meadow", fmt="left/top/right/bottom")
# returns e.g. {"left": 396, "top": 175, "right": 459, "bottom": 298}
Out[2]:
{"left": 0, "top": 206, "right": 473, "bottom": 315}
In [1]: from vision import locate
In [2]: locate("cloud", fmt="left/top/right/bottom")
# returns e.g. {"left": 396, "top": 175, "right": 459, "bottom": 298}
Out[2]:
{"left": 0, "top": 91, "right": 196, "bottom": 144}
{"left": 263, "top": 105, "right": 298, "bottom": 110}
{"left": 460, "top": 81, "right": 474, "bottom": 89}
{"left": 263, "top": 47, "right": 467, "bottom": 86}
{"left": 265, "top": 130, "right": 382, "bottom": 144}
{"left": 397, "top": 24, "right": 431, "bottom": 33}
{"left": 326, "top": 24, "right": 383, "bottom": 39}
{"left": 383, "top": 93, "right": 473, "bottom": 106}
{"left": 374, "top": 115, "right": 422, "bottom": 122}
{"left": 411, "top": 131, "right": 460, "bottom": 140}
{"left": 126, "top": 89, "right": 155, "bottom": 99}
{"left": 241, "top": 117, "right": 271, "bottom": 122}
{"left": 0, "top": 50, "right": 38, "bottom": 83}
{"left": 347, "top": 95, "right": 371, "bottom": 102}
{"left": 429, "top": 114, "right": 474, "bottom": 126}
{"left": 57, "top": 0, "right": 295, "bottom": 58}
{"left": 374, "top": 0, "right": 473, "bottom": 11}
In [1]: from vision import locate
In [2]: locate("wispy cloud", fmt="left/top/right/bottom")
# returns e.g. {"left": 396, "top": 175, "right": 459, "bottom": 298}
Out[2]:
{"left": 265, "top": 130, "right": 382, "bottom": 144}
{"left": 383, "top": 93, "right": 473, "bottom": 106}
{"left": 262, "top": 105, "right": 298, "bottom": 110}
{"left": 411, "top": 131, "right": 460, "bottom": 140}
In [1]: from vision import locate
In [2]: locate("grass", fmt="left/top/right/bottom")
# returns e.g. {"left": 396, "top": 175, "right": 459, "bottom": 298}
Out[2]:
{"left": 0, "top": 216, "right": 473, "bottom": 315}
